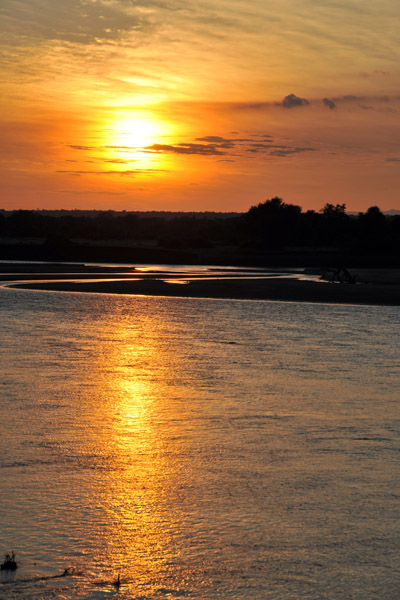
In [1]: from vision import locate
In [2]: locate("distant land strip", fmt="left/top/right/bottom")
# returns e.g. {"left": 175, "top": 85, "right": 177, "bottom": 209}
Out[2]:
{"left": 5, "top": 268, "right": 400, "bottom": 306}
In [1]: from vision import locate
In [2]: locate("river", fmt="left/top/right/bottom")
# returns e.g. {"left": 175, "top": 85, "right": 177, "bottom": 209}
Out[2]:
{"left": 0, "top": 286, "right": 399, "bottom": 599}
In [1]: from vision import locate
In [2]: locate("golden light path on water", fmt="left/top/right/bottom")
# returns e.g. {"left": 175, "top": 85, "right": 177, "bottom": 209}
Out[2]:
{"left": 78, "top": 308, "right": 200, "bottom": 596}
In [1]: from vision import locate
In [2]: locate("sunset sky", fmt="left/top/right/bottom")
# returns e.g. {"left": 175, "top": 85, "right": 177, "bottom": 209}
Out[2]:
{"left": 1, "top": 0, "right": 400, "bottom": 212}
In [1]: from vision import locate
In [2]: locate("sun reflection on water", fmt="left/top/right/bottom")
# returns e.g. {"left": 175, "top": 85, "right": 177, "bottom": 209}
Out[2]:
{"left": 83, "top": 312, "right": 189, "bottom": 595}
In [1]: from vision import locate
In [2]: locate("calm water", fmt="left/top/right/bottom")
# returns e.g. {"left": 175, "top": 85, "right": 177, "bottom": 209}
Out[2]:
{"left": 0, "top": 287, "right": 399, "bottom": 599}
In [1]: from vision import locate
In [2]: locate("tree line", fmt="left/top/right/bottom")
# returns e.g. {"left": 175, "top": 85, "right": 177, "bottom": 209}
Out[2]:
{"left": 0, "top": 198, "right": 399, "bottom": 256}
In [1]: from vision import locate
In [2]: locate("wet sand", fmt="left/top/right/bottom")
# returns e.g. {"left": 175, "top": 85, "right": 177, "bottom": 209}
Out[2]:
{"left": 5, "top": 267, "right": 400, "bottom": 306}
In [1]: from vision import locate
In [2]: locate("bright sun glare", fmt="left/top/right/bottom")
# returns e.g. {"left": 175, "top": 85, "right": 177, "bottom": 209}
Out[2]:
{"left": 112, "top": 118, "right": 159, "bottom": 150}
{"left": 104, "top": 114, "right": 174, "bottom": 169}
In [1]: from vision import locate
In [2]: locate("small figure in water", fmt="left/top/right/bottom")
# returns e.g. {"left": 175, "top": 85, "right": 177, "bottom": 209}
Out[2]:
{"left": 1, "top": 551, "right": 18, "bottom": 571}
{"left": 113, "top": 573, "right": 121, "bottom": 590}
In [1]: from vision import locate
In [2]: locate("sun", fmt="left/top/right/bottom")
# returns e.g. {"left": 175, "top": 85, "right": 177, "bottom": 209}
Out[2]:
{"left": 98, "top": 109, "right": 182, "bottom": 172}
{"left": 102, "top": 113, "right": 174, "bottom": 166}
{"left": 111, "top": 118, "right": 160, "bottom": 151}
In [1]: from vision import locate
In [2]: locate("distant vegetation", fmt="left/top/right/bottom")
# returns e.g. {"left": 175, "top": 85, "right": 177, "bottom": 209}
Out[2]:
{"left": 1, "top": 199, "right": 399, "bottom": 266}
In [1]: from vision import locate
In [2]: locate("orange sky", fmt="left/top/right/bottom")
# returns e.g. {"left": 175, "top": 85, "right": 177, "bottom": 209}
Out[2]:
{"left": 1, "top": 0, "right": 400, "bottom": 212}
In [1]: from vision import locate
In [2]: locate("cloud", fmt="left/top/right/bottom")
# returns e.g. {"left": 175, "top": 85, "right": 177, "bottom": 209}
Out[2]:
{"left": 324, "top": 94, "right": 400, "bottom": 112}
{"left": 56, "top": 168, "right": 160, "bottom": 176}
{"left": 332, "top": 94, "right": 394, "bottom": 104}
{"left": 1, "top": 0, "right": 156, "bottom": 45}
{"left": 245, "top": 143, "right": 317, "bottom": 156}
{"left": 196, "top": 136, "right": 232, "bottom": 143}
{"left": 340, "top": 95, "right": 364, "bottom": 102}
{"left": 145, "top": 143, "right": 227, "bottom": 155}
{"left": 322, "top": 98, "right": 336, "bottom": 110}
{"left": 281, "top": 93, "right": 309, "bottom": 109}
{"left": 385, "top": 157, "right": 400, "bottom": 163}
{"left": 66, "top": 132, "right": 319, "bottom": 162}
{"left": 360, "top": 70, "right": 389, "bottom": 78}
{"left": 103, "top": 158, "right": 133, "bottom": 164}
{"left": 68, "top": 145, "right": 97, "bottom": 151}
{"left": 231, "top": 102, "right": 272, "bottom": 111}
{"left": 195, "top": 136, "right": 237, "bottom": 148}
{"left": 195, "top": 135, "right": 256, "bottom": 148}
{"left": 69, "top": 142, "right": 232, "bottom": 155}
{"left": 268, "top": 147, "right": 316, "bottom": 157}
{"left": 256, "top": 134, "right": 275, "bottom": 141}
{"left": 57, "top": 189, "right": 126, "bottom": 195}
{"left": 231, "top": 93, "right": 400, "bottom": 113}
{"left": 246, "top": 143, "right": 276, "bottom": 152}
{"left": 145, "top": 138, "right": 313, "bottom": 157}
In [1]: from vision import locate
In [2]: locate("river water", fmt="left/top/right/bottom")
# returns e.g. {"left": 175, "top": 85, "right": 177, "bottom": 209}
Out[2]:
{"left": 0, "top": 287, "right": 399, "bottom": 599}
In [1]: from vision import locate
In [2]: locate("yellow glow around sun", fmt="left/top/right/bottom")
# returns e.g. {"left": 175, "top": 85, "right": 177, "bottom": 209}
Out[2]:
{"left": 111, "top": 118, "right": 160, "bottom": 150}
{"left": 102, "top": 113, "right": 178, "bottom": 170}
{"left": 99, "top": 110, "right": 180, "bottom": 171}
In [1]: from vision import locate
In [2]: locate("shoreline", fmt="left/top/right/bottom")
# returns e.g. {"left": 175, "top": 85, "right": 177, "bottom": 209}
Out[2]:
{"left": 2, "top": 263, "right": 400, "bottom": 306}
{"left": 6, "top": 275, "right": 400, "bottom": 306}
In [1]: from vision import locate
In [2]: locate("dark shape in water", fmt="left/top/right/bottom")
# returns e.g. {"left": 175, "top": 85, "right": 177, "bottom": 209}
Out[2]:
{"left": 320, "top": 267, "right": 356, "bottom": 283}
{"left": 1, "top": 552, "right": 18, "bottom": 571}
{"left": 113, "top": 573, "right": 121, "bottom": 589}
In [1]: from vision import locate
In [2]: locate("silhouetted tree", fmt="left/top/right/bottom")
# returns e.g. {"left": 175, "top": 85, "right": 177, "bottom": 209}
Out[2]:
{"left": 357, "top": 205, "right": 387, "bottom": 251}
{"left": 243, "top": 197, "right": 302, "bottom": 248}
{"left": 319, "top": 203, "right": 351, "bottom": 247}
{"left": 321, "top": 203, "right": 347, "bottom": 217}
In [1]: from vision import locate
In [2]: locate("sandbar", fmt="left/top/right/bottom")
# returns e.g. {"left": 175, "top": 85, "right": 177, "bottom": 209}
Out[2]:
{"left": 5, "top": 268, "right": 400, "bottom": 306}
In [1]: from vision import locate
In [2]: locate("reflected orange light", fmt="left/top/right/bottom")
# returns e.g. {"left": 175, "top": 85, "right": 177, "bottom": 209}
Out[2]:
{"left": 84, "top": 314, "right": 184, "bottom": 595}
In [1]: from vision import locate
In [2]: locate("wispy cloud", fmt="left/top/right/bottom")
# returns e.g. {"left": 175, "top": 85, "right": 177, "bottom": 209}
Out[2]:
{"left": 56, "top": 168, "right": 162, "bottom": 176}
{"left": 360, "top": 70, "right": 390, "bottom": 78}
{"left": 3, "top": 0, "right": 400, "bottom": 112}
{"left": 67, "top": 134, "right": 319, "bottom": 161}
{"left": 1, "top": 0, "right": 157, "bottom": 45}
{"left": 57, "top": 188, "right": 126, "bottom": 195}
{"left": 145, "top": 143, "right": 227, "bottom": 156}
{"left": 68, "top": 145, "right": 96, "bottom": 151}
{"left": 332, "top": 94, "right": 396, "bottom": 104}
{"left": 269, "top": 147, "right": 316, "bottom": 157}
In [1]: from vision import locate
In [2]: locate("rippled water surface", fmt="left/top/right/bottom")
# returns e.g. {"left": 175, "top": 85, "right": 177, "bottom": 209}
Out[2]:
{"left": 0, "top": 288, "right": 399, "bottom": 599}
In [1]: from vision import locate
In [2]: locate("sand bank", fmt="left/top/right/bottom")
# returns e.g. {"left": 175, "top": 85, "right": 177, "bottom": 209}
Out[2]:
{"left": 8, "top": 274, "right": 400, "bottom": 306}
